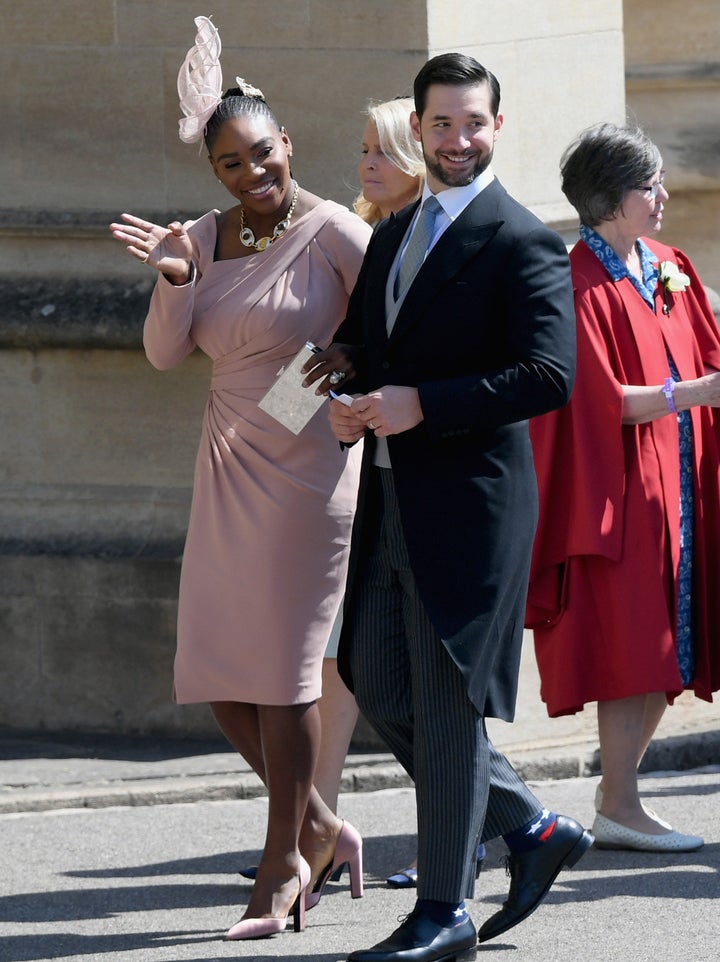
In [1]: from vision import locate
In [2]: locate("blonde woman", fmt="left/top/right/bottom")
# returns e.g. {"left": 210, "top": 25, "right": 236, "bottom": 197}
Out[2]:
{"left": 332, "top": 95, "right": 486, "bottom": 893}
{"left": 355, "top": 97, "right": 425, "bottom": 224}
{"left": 315, "top": 98, "right": 426, "bottom": 830}
{"left": 239, "top": 97, "right": 425, "bottom": 895}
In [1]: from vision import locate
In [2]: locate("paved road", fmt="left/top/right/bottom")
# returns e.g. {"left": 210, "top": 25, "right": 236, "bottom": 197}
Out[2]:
{"left": 1, "top": 639, "right": 718, "bottom": 961}
{"left": 2, "top": 766, "right": 718, "bottom": 962}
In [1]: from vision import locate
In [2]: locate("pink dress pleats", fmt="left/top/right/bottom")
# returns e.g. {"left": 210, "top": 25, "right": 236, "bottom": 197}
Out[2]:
{"left": 143, "top": 202, "right": 371, "bottom": 705}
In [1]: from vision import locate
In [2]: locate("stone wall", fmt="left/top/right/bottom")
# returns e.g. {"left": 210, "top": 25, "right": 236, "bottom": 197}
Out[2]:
{"left": 624, "top": 0, "right": 720, "bottom": 290}
{"left": 0, "top": 1, "right": 632, "bottom": 738}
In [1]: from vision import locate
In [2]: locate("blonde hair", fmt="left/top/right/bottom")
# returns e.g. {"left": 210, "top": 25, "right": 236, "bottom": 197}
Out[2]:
{"left": 354, "top": 97, "right": 425, "bottom": 224}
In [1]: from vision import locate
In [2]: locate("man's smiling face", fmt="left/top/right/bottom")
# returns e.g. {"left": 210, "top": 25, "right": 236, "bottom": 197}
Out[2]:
{"left": 411, "top": 81, "right": 503, "bottom": 192}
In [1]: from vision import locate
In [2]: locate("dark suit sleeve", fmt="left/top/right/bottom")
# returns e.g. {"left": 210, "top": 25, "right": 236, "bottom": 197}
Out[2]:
{"left": 418, "top": 224, "right": 576, "bottom": 438}
{"left": 334, "top": 252, "right": 369, "bottom": 346}
{"left": 331, "top": 224, "right": 382, "bottom": 393}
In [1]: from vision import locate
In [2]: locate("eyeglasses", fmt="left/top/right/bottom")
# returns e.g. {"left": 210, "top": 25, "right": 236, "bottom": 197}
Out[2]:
{"left": 634, "top": 174, "right": 666, "bottom": 199}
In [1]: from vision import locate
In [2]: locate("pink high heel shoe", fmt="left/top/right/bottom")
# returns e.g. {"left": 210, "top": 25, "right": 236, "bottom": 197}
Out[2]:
{"left": 225, "top": 856, "right": 311, "bottom": 940}
{"left": 305, "top": 820, "right": 364, "bottom": 910}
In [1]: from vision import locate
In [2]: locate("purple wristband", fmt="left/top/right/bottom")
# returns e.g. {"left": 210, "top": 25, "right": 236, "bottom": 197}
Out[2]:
{"left": 662, "top": 377, "right": 677, "bottom": 414}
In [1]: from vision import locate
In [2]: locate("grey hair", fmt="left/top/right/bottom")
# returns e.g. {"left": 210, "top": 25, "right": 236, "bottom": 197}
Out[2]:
{"left": 560, "top": 123, "right": 662, "bottom": 227}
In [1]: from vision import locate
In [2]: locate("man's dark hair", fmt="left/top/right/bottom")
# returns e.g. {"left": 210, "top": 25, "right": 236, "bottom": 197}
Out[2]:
{"left": 413, "top": 52, "right": 501, "bottom": 118}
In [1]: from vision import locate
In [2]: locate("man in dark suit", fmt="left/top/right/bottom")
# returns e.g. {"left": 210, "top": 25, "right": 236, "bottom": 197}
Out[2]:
{"left": 309, "top": 53, "right": 591, "bottom": 962}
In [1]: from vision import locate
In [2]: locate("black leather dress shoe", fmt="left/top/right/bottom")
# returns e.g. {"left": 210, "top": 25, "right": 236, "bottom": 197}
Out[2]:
{"left": 348, "top": 909, "right": 477, "bottom": 961}
{"left": 477, "top": 814, "right": 593, "bottom": 944}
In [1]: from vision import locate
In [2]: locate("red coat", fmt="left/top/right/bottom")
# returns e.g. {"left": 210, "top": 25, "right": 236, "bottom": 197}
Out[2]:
{"left": 527, "top": 237, "right": 720, "bottom": 716}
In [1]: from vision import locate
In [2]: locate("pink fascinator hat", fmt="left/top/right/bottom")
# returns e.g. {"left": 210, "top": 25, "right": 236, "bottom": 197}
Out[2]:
{"left": 177, "top": 16, "right": 223, "bottom": 144}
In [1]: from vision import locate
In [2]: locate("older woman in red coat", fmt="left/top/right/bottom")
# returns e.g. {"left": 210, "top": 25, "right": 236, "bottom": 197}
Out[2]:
{"left": 528, "top": 123, "right": 720, "bottom": 853}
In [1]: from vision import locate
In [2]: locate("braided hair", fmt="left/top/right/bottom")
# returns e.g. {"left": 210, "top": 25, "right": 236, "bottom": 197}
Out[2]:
{"left": 204, "top": 80, "right": 280, "bottom": 152}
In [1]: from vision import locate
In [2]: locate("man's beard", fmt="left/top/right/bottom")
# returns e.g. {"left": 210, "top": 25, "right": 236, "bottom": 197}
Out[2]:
{"left": 424, "top": 145, "right": 493, "bottom": 188}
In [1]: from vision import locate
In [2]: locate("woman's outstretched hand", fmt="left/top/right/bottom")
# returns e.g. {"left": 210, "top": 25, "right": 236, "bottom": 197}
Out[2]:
{"left": 109, "top": 213, "right": 193, "bottom": 285}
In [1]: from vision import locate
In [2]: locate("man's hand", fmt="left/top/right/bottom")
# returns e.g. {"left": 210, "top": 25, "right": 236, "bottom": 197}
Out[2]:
{"left": 351, "top": 386, "right": 424, "bottom": 437}
{"left": 329, "top": 397, "right": 367, "bottom": 443}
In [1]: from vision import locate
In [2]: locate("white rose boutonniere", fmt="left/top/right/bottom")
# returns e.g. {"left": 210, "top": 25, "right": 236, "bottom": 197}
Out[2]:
{"left": 658, "top": 260, "right": 691, "bottom": 315}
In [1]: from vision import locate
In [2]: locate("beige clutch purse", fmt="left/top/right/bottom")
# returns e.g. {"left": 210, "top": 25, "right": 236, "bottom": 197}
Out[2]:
{"left": 258, "top": 342, "right": 327, "bottom": 435}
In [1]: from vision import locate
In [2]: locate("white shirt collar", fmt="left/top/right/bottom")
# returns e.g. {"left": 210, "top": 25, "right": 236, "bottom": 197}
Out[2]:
{"left": 421, "top": 165, "right": 495, "bottom": 222}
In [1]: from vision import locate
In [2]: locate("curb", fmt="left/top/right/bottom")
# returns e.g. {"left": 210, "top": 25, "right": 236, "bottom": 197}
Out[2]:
{"left": 2, "top": 728, "right": 717, "bottom": 816}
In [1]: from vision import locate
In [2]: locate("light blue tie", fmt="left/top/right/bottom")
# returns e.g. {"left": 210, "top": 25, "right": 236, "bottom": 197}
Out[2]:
{"left": 395, "top": 194, "right": 442, "bottom": 299}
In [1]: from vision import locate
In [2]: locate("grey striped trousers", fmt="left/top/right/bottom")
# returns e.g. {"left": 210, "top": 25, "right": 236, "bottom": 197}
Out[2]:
{"left": 349, "top": 468, "right": 541, "bottom": 901}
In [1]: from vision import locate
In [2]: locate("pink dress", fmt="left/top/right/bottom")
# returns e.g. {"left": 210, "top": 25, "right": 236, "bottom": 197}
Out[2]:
{"left": 143, "top": 201, "right": 371, "bottom": 705}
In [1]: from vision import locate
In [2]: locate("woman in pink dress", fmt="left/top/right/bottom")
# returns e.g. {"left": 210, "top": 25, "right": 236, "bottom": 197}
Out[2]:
{"left": 110, "top": 18, "right": 370, "bottom": 942}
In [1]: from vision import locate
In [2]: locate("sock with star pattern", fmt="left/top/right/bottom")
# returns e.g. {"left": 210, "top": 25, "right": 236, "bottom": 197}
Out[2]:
{"left": 415, "top": 898, "right": 469, "bottom": 927}
{"left": 502, "top": 808, "right": 557, "bottom": 853}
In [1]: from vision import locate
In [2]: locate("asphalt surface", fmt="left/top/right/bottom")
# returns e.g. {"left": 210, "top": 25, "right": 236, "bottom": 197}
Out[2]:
{"left": 1, "top": 640, "right": 719, "bottom": 962}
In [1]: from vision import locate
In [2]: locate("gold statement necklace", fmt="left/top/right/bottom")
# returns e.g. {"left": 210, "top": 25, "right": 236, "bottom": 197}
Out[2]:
{"left": 239, "top": 180, "right": 300, "bottom": 252}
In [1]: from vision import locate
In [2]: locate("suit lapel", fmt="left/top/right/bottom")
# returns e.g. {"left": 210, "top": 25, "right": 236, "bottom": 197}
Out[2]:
{"left": 388, "top": 182, "right": 504, "bottom": 345}
{"left": 367, "top": 205, "right": 417, "bottom": 345}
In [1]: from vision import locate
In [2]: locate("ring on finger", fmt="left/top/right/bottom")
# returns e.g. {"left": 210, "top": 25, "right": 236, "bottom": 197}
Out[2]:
{"left": 140, "top": 251, "right": 150, "bottom": 264}
{"left": 369, "top": 421, "right": 376, "bottom": 430}
{"left": 329, "top": 370, "right": 346, "bottom": 385}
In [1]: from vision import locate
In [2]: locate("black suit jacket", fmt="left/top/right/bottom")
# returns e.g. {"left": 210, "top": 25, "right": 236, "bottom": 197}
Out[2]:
{"left": 336, "top": 178, "right": 576, "bottom": 720}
